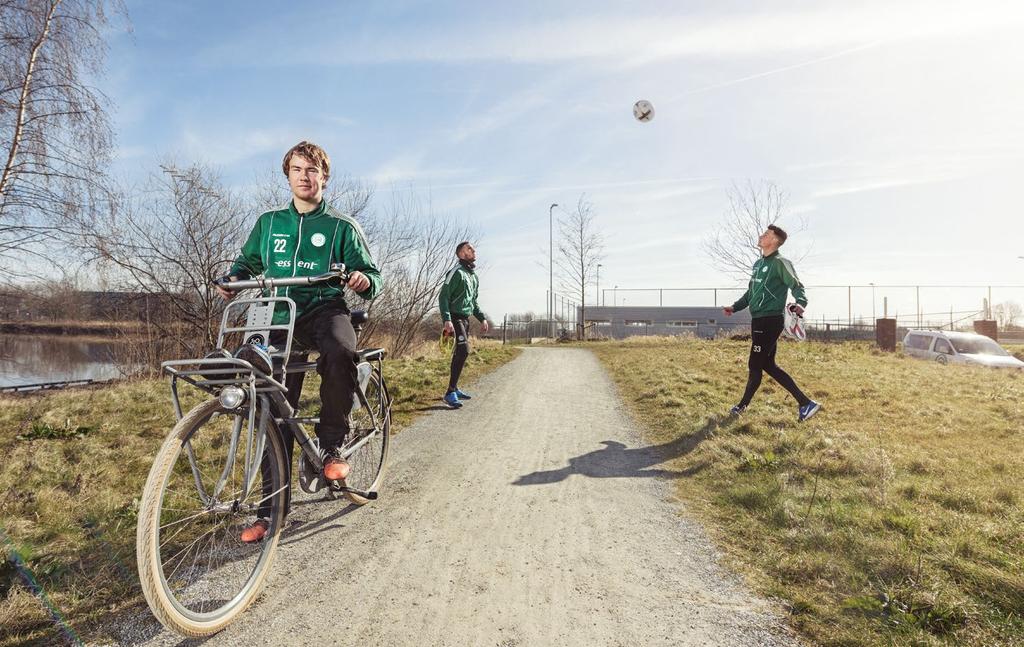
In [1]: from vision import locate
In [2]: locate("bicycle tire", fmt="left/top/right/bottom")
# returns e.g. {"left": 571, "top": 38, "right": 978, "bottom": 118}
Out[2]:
{"left": 136, "top": 398, "right": 288, "bottom": 636}
{"left": 344, "top": 368, "right": 391, "bottom": 505}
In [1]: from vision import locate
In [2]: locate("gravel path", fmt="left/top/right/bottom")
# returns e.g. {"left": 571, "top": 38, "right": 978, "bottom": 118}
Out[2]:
{"left": 111, "top": 347, "right": 799, "bottom": 646}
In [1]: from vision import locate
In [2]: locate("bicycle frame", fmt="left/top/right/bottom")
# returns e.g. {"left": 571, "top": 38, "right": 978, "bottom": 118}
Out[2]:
{"left": 161, "top": 266, "right": 386, "bottom": 505}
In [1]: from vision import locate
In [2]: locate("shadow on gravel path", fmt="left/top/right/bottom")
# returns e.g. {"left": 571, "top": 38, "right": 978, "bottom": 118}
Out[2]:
{"left": 512, "top": 415, "right": 726, "bottom": 485}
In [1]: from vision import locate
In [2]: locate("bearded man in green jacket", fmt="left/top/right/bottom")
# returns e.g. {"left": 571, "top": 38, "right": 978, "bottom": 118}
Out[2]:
{"left": 724, "top": 224, "right": 820, "bottom": 422}
{"left": 218, "top": 141, "right": 382, "bottom": 542}
{"left": 438, "top": 241, "right": 489, "bottom": 409}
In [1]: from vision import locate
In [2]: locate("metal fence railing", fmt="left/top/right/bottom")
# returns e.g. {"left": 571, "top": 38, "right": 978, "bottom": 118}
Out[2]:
{"left": 503, "top": 303, "right": 1024, "bottom": 345}
{"left": 598, "top": 284, "right": 1024, "bottom": 329}
{"left": 805, "top": 322, "right": 877, "bottom": 342}
{"left": 501, "top": 318, "right": 574, "bottom": 344}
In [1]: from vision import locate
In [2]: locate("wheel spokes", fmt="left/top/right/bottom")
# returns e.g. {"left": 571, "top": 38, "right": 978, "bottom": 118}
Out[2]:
{"left": 155, "top": 407, "right": 282, "bottom": 616}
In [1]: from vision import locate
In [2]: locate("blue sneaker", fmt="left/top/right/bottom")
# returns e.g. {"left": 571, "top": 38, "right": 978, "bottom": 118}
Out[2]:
{"left": 798, "top": 400, "right": 821, "bottom": 422}
{"left": 454, "top": 389, "right": 472, "bottom": 400}
{"left": 443, "top": 392, "right": 462, "bottom": 409}
{"left": 730, "top": 404, "right": 746, "bottom": 416}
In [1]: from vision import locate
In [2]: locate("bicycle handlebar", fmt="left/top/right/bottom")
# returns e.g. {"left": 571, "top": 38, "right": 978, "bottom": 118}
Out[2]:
{"left": 214, "top": 263, "right": 349, "bottom": 292}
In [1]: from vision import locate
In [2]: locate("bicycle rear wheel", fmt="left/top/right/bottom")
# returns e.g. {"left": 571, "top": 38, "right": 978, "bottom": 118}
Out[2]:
{"left": 136, "top": 398, "right": 288, "bottom": 636}
{"left": 344, "top": 369, "right": 390, "bottom": 505}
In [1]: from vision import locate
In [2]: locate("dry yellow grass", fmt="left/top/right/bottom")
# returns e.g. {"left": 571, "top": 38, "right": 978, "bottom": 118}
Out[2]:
{"left": 591, "top": 337, "right": 1023, "bottom": 646}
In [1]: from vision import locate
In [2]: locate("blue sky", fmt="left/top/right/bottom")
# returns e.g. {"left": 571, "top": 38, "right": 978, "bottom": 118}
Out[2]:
{"left": 102, "top": 0, "right": 1024, "bottom": 322}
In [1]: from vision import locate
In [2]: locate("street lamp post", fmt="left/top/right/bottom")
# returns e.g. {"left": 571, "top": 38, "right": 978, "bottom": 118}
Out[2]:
{"left": 870, "top": 282, "right": 876, "bottom": 323}
{"left": 597, "top": 264, "right": 602, "bottom": 307}
{"left": 549, "top": 203, "right": 558, "bottom": 322}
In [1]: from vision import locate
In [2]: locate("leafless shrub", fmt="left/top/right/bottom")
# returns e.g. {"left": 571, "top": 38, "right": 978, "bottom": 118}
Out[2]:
{"left": 362, "top": 189, "right": 472, "bottom": 356}
{"left": 76, "top": 161, "right": 247, "bottom": 359}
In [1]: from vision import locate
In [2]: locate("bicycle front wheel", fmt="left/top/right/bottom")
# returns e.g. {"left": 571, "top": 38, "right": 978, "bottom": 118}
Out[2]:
{"left": 136, "top": 398, "right": 288, "bottom": 637}
{"left": 344, "top": 369, "right": 391, "bottom": 505}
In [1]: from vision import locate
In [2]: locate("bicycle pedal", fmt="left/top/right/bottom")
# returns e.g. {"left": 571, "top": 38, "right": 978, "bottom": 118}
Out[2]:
{"left": 298, "top": 453, "right": 327, "bottom": 493}
{"left": 329, "top": 483, "right": 378, "bottom": 500}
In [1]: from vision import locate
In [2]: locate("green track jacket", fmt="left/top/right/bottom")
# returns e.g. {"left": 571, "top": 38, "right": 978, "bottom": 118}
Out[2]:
{"left": 731, "top": 251, "right": 807, "bottom": 318}
{"left": 438, "top": 263, "right": 486, "bottom": 323}
{"left": 229, "top": 200, "right": 382, "bottom": 323}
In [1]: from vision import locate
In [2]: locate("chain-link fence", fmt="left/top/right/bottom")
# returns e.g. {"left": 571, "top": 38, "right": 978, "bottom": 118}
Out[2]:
{"left": 507, "top": 284, "right": 1024, "bottom": 345}
{"left": 599, "top": 285, "right": 1024, "bottom": 330}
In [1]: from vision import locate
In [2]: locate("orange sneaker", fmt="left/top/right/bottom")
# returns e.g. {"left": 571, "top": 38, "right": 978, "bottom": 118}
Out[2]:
{"left": 323, "top": 453, "right": 351, "bottom": 481}
{"left": 240, "top": 518, "right": 269, "bottom": 543}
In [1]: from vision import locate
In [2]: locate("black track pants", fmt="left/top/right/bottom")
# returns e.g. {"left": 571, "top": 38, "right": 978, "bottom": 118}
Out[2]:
{"left": 738, "top": 315, "right": 810, "bottom": 408}
{"left": 447, "top": 317, "right": 470, "bottom": 394}
{"left": 258, "top": 303, "right": 358, "bottom": 519}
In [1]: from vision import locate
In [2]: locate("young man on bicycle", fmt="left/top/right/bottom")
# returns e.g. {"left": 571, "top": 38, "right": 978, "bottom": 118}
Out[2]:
{"left": 217, "top": 141, "right": 382, "bottom": 542}
{"left": 438, "top": 241, "right": 489, "bottom": 408}
{"left": 723, "top": 225, "right": 820, "bottom": 422}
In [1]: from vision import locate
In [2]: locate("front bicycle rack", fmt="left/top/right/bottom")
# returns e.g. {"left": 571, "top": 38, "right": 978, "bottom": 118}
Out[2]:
{"left": 161, "top": 297, "right": 302, "bottom": 507}
{"left": 162, "top": 297, "right": 302, "bottom": 418}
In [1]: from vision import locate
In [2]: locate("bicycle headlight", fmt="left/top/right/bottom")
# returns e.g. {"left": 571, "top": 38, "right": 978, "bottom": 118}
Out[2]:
{"left": 218, "top": 385, "right": 247, "bottom": 409}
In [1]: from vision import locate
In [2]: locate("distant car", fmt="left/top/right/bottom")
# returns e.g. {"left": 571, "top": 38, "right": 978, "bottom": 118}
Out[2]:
{"left": 902, "top": 329, "right": 1024, "bottom": 369}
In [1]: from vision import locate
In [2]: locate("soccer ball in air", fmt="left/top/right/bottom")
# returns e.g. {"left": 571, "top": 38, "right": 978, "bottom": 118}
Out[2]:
{"left": 633, "top": 100, "right": 654, "bottom": 123}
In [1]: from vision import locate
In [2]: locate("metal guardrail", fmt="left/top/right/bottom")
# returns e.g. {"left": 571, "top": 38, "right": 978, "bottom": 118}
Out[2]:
{"left": 0, "top": 378, "right": 112, "bottom": 393}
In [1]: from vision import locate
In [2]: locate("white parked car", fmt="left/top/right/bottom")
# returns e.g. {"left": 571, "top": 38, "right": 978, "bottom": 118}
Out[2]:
{"left": 902, "top": 329, "right": 1024, "bottom": 369}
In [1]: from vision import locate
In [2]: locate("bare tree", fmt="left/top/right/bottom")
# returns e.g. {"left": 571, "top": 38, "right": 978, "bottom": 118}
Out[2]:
{"left": 505, "top": 311, "right": 537, "bottom": 322}
{"left": 361, "top": 189, "right": 471, "bottom": 356}
{"left": 0, "top": 0, "right": 127, "bottom": 275}
{"left": 556, "top": 195, "right": 605, "bottom": 339}
{"left": 77, "top": 161, "right": 248, "bottom": 358}
{"left": 994, "top": 301, "right": 1022, "bottom": 330}
{"left": 703, "top": 180, "right": 807, "bottom": 281}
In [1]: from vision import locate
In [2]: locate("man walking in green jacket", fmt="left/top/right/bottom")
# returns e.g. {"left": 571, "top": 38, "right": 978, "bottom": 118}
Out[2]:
{"left": 438, "top": 241, "right": 489, "bottom": 409}
{"left": 724, "top": 225, "right": 820, "bottom": 422}
{"left": 218, "top": 141, "right": 382, "bottom": 542}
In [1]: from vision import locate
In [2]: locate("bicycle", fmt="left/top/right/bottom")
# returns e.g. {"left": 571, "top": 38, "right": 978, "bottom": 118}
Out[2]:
{"left": 135, "top": 263, "right": 391, "bottom": 636}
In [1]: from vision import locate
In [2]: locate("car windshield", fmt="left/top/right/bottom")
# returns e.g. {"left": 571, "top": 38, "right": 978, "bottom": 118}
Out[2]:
{"left": 949, "top": 336, "right": 1009, "bottom": 356}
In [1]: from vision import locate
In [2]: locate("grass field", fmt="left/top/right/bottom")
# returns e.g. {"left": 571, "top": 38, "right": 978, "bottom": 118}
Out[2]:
{"left": 590, "top": 337, "right": 1023, "bottom": 647}
{"left": 0, "top": 341, "right": 518, "bottom": 646}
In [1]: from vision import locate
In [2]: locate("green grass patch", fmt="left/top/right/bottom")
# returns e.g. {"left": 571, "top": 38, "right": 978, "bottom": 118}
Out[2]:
{"left": 591, "top": 337, "right": 1024, "bottom": 646}
{"left": 15, "top": 420, "right": 97, "bottom": 442}
{"left": 0, "top": 341, "right": 517, "bottom": 645}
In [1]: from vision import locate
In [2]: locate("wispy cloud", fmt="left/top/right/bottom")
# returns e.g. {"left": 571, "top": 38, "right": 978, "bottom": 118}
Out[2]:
{"left": 667, "top": 42, "right": 883, "bottom": 101}
{"left": 369, "top": 151, "right": 474, "bottom": 185}
{"left": 810, "top": 178, "right": 934, "bottom": 199}
{"left": 612, "top": 233, "right": 706, "bottom": 255}
{"left": 199, "top": 2, "right": 1024, "bottom": 68}
{"left": 804, "top": 154, "right": 982, "bottom": 199}
{"left": 635, "top": 184, "right": 718, "bottom": 203}
{"left": 178, "top": 127, "right": 300, "bottom": 166}
{"left": 491, "top": 177, "right": 718, "bottom": 196}
{"left": 449, "top": 90, "right": 553, "bottom": 143}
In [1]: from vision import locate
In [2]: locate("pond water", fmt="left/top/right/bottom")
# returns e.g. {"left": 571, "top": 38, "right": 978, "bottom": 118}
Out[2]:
{"left": 0, "top": 335, "right": 125, "bottom": 387}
